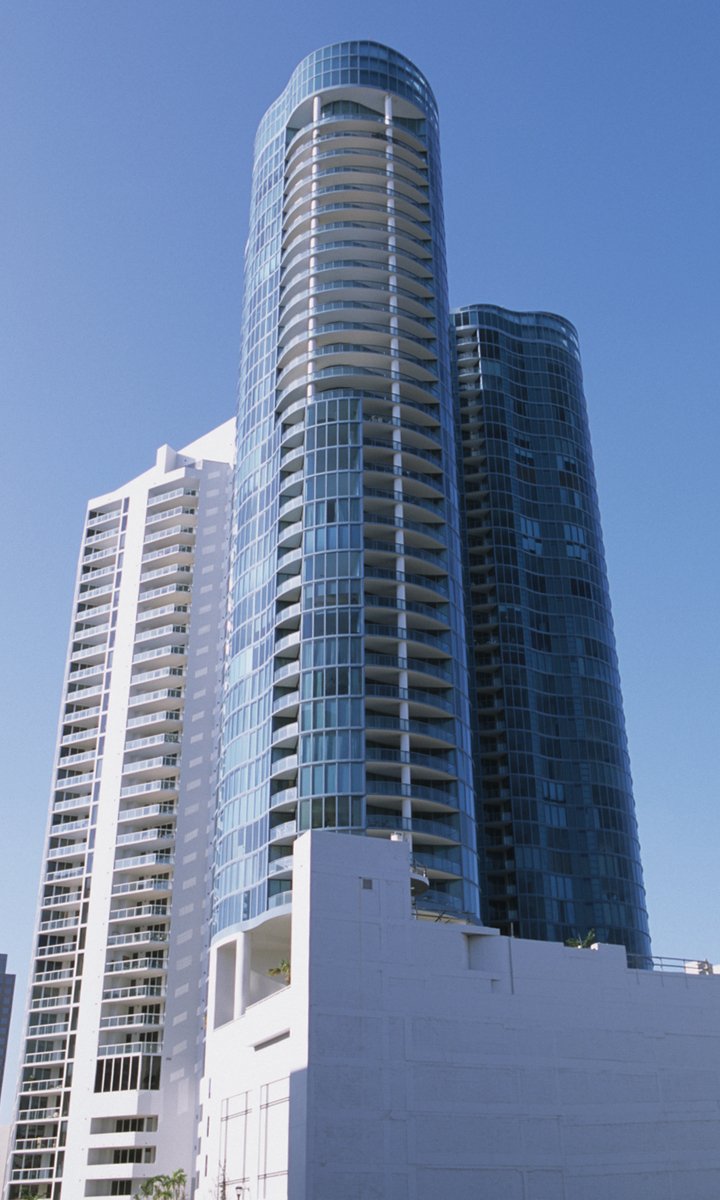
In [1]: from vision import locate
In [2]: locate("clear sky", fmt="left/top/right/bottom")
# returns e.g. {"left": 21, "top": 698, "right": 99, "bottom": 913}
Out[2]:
{"left": 1, "top": 0, "right": 718, "bottom": 1121}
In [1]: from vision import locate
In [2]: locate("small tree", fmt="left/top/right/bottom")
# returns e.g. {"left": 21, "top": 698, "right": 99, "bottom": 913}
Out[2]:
{"left": 134, "top": 1170, "right": 187, "bottom": 1200}
{"left": 268, "top": 958, "right": 291, "bottom": 984}
{"left": 565, "top": 929, "right": 597, "bottom": 949}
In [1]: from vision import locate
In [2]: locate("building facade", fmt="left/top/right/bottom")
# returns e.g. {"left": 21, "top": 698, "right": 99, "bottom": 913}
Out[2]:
{"left": 213, "top": 40, "right": 480, "bottom": 951}
{"left": 454, "top": 305, "right": 650, "bottom": 961}
{"left": 5, "top": 423, "right": 234, "bottom": 1200}
{"left": 0, "top": 956, "right": 15, "bottom": 1101}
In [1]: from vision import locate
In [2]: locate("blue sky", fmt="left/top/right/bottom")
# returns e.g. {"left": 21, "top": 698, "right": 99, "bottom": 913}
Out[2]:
{"left": 1, "top": 0, "right": 719, "bottom": 1119}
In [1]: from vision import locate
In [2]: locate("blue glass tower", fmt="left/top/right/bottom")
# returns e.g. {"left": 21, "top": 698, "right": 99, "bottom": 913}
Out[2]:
{"left": 0, "top": 953, "right": 14, "bottom": 1099}
{"left": 213, "top": 43, "right": 480, "bottom": 937}
{"left": 454, "top": 305, "right": 651, "bottom": 962}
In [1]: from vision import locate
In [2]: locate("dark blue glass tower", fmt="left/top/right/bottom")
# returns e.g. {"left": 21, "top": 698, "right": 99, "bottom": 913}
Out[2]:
{"left": 212, "top": 44, "right": 480, "bottom": 938}
{"left": 0, "top": 953, "right": 14, "bottom": 1099}
{"left": 454, "top": 305, "right": 651, "bottom": 962}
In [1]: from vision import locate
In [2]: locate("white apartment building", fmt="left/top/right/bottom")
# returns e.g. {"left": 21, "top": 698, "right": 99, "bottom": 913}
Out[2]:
{"left": 5, "top": 421, "right": 235, "bottom": 1200}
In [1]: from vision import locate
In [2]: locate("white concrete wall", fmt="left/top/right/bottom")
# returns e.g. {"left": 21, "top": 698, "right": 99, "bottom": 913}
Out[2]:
{"left": 200, "top": 832, "right": 720, "bottom": 1200}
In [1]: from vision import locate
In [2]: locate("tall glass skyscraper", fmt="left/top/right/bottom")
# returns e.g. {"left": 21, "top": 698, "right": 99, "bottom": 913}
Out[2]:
{"left": 213, "top": 42, "right": 481, "bottom": 940}
{"left": 454, "top": 305, "right": 650, "bottom": 961}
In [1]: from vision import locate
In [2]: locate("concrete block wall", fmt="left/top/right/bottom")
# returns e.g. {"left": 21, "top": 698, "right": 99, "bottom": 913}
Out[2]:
{"left": 200, "top": 832, "right": 720, "bottom": 1200}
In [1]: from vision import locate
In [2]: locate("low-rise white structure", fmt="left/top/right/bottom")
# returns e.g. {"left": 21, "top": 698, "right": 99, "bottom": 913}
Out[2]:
{"left": 200, "top": 831, "right": 720, "bottom": 1200}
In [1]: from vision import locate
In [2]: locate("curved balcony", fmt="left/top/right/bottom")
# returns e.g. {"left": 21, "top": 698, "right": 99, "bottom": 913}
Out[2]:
{"left": 270, "top": 784, "right": 298, "bottom": 813}
{"left": 363, "top": 511, "right": 447, "bottom": 551}
{"left": 269, "top": 819, "right": 297, "bottom": 845}
{"left": 365, "top": 811, "right": 460, "bottom": 844}
{"left": 272, "top": 689, "right": 300, "bottom": 719}
{"left": 364, "top": 621, "right": 451, "bottom": 658}
{"left": 365, "top": 681, "right": 455, "bottom": 718}
{"left": 278, "top": 492, "right": 303, "bottom": 524}
{"left": 277, "top": 573, "right": 302, "bottom": 602}
{"left": 365, "top": 713, "right": 455, "bottom": 749}
{"left": 365, "top": 745, "right": 456, "bottom": 781}
{"left": 273, "top": 659, "right": 300, "bottom": 688}
{"left": 364, "top": 593, "right": 450, "bottom": 631}
{"left": 362, "top": 461, "right": 444, "bottom": 502}
{"left": 364, "top": 486, "right": 443, "bottom": 524}
{"left": 279, "top": 283, "right": 435, "bottom": 344}
{"left": 364, "top": 538, "right": 447, "bottom": 576}
{"left": 267, "top": 854, "right": 294, "bottom": 879}
{"left": 269, "top": 752, "right": 298, "bottom": 781}
{"left": 364, "top": 565, "right": 449, "bottom": 602}
{"left": 271, "top": 721, "right": 299, "bottom": 750}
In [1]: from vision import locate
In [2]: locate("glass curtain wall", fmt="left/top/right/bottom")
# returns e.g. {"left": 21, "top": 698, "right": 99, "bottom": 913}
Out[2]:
{"left": 454, "top": 304, "right": 651, "bottom": 962}
{"left": 213, "top": 43, "right": 480, "bottom": 937}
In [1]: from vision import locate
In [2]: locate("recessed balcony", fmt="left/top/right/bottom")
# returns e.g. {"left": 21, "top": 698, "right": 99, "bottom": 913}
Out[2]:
{"left": 18, "top": 1076, "right": 64, "bottom": 1094}
{"left": 277, "top": 544, "right": 303, "bottom": 575}
{"left": 365, "top": 810, "right": 459, "bottom": 845}
{"left": 104, "top": 956, "right": 167, "bottom": 977}
{"left": 278, "top": 492, "right": 303, "bottom": 523}
{"left": 108, "top": 902, "right": 169, "bottom": 923}
{"left": 275, "top": 601, "right": 301, "bottom": 632}
{"left": 365, "top": 712, "right": 455, "bottom": 749}
{"left": 97, "top": 1039, "right": 161, "bottom": 1056}
{"left": 99, "top": 1012, "right": 163, "bottom": 1030}
{"left": 126, "top": 686, "right": 184, "bottom": 712}
{"left": 44, "top": 864, "right": 84, "bottom": 884}
{"left": 111, "top": 876, "right": 172, "bottom": 899}
{"left": 269, "top": 819, "right": 296, "bottom": 845}
{"left": 271, "top": 722, "right": 299, "bottom": 750}
{"left": 35, "top": 940, "right": 77, "bottom": 959}
{"left": 366, "top": 776, "right": 457, "bottom": 814}
{"left": 272, "top": 689, "right": 300, "bottom": 719}
{"left": 46, "top": 842, "right": 86, "bottom": 861}
{"left": 278, "top": 466, "right": 304, "bottom": 498}
{"left": 33, "top": 965, "right": 75, "bottom": 984}
{"left": 121, "top": 753, "right": 178, "bottom": 779}
{"left": 129, "top": 664, "right": 185, "bottom": 690}
{"left": 102, "top": 983, "right": 166, "bottom": 1002}
{"left": 269, "top": 785, "right": 298, "bottom": 813}
{"left": 41, "top": 887, "right": 82, "bottom": 907}
{"left": 115, "top": 826, "right": 175, "bottom": 850}
{"left": 117, "top": 802, "right": 177, "bottom": 826}
{"left": 106, "top": 929, "right": 169, "bottom": 949}
{"left": 269, "top": 752, "right": 298, "bottom": 781}
{"left": 112, "top": 850, "right": 174, "bottom": 874}
{"left": 277, "top": 520, "right": 303, "bottom": 551}
{"left": 126, "top": 709, "right": 182, "bottom": 732}
{"left": 145, "top": 502, "right": 197, "bottom": 527}
{"left": 267, "top": 852, "right": 294, "bottom": 881}
{"left": 146, "top": 485, "right": 198, "bottom": 512}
